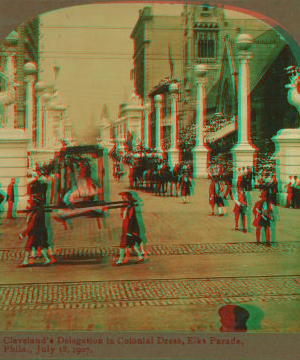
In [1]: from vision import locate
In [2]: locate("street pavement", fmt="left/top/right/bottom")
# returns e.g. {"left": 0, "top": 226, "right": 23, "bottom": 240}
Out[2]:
{"left": 0, "top": 160, "right": 299, "bottom": 333}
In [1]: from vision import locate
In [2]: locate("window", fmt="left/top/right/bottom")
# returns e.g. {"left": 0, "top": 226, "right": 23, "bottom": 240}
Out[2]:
{"left": 196, "top": 31, "right": 218, "bottom": 59}
{"left": 208, "top": 39, "right": 215, "bottom": 58}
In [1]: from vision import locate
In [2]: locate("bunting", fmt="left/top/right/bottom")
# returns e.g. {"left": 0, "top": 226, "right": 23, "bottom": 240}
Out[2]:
{"left": 168, "top": 42, "right": 175, "bottom": 80}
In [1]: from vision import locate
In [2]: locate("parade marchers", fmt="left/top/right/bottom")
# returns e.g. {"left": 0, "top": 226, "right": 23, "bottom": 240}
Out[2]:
{"left": 112, "top": 148, "right": 193, "bottom": 199}
{"left": 11, "top": 140, "right": 300, "bottom": 267}
{"left": 111, "top": 146, "right": 295, "bottom": 247}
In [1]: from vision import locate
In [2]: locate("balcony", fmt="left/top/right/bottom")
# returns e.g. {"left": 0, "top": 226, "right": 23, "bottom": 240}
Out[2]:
{"left": 205, "top": 114, "right": 236, "bottom": 142}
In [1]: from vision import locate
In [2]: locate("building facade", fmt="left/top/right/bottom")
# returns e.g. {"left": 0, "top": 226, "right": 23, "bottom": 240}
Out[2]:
{"left": 0, "top": 18, "right": 40, "bottom": 129}
{"left": 0, "top": 18, "right": 74, "bottom": 209}
{"left": 131, "top": 4, "right": 299, "bottom": 161}
{"left": 130, "top": 6, "right": 184, "bottom": 103}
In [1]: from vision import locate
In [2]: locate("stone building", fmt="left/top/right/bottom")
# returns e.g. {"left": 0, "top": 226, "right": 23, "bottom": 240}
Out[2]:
{"left": 130, "top": 6, "right": 184, "bottom": 102}
{"left": 0, "top": 19, "right": 40, "bottom": 208}
{"left": 130, "top": 4, "right": 298, "bottom": 167}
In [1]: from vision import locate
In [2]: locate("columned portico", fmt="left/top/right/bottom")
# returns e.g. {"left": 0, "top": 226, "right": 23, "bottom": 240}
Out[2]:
{"left": 231, "top": 34, "right": 256, "bottom": 186}
{"left": 193, "top": 64, "right": 210, "bottom": 178}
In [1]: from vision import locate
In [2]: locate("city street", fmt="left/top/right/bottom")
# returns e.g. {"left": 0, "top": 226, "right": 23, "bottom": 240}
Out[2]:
{"left": 1, "top": 2, "right": 300, "bottom": 359}
{"left": 0, "top": 159, "right": 299, "bottom": 333}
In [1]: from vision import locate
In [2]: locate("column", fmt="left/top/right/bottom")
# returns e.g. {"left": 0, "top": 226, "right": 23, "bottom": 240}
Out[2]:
{"left": 62, "top": 110, "right": 66, "bottom": 139}
{"left": 42, "top": 93, "right": 52, "bottom": 148}
{"left": 113, "top": 125, "right": 116, "bottom": 141}
{"left": 59, "top": 108, "right": 65, "bottom": 140}
{"left": 24, "top": 62, "right": 37, "bottom": 169}
{"left": 5, "top": 50, "right": 17, "bottom": 128}
{"left": 24, "top": 63, "right": 37, "bottom": 145}
{"left": 143, "top": 102, "right": 151, "bottom": 148}
{"left": 154, "top": 94, "right": 163, "bottom": 153}
{"left": 35, "top": 82, "right": 46, "bottom": 148}
{"left": 124, "top": 122, "right": 127, "bottom": 139}
{"left": 120, "top": 121, "right": 125, "bottom": 151}
{"left": 126, "top": 118, "right": 130, "bottom": 139}
{"left": 168, "top": 83, "right": 180, "bottom": 168}
{"left": 192, "top": 65, "right": 210, "bottom": 178}
{"left": 231, "top": 34, "right": 256, "bottom": 186}
{"left": 122, "top": 122, "right": 125, "bottom": 139}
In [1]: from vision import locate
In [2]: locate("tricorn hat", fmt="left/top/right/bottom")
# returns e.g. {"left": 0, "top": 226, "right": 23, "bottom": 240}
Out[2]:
{"left": 119, "top": 191, "right": 136, "bottom": 202}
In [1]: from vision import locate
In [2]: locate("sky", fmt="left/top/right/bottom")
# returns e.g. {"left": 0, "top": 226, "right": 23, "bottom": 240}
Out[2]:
{"left": 39, "top": 3, "right": 184, "bottom": 140}
{"left": 39, "top": 2, "right": 263, "bottom": 141}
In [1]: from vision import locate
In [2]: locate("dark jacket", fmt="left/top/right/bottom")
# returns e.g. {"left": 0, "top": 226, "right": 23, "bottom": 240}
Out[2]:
{"left": 120, "top": 203, "right": 140, "bottom": 247}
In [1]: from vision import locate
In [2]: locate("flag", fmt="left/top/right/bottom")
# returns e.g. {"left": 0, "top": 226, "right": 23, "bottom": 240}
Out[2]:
{"left": 53, "top": 65, "right": 61, "bottom": 81}
{"left": 130, "top": 68, "right": 134, "bottom": 81}
{"left": 168, "top": 42, "right": 175, "bottom": 79}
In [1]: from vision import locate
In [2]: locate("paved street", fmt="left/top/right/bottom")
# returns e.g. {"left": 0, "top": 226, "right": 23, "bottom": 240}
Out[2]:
{"left": 0, "top": 160, "right": 299, "bottom": 333}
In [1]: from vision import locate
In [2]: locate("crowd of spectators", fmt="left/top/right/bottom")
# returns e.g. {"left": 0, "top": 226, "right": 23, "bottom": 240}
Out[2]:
{"left": 285, "top": 175, "right": 300, "bottom": 209}
{"left": 256, "top": 152, "right": 276, "bottom": 176}
{"left": 205, "top": 113, "right": 235, "bottom": 135}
